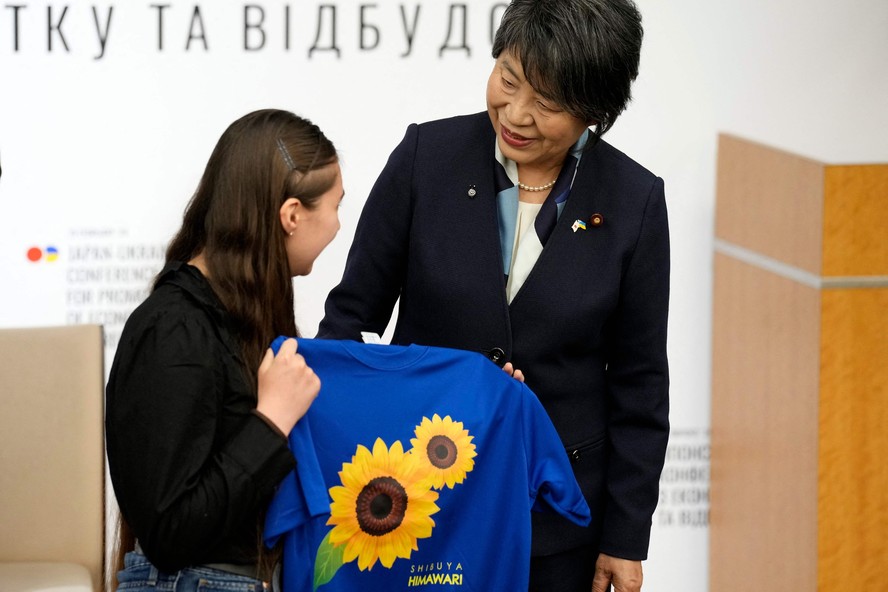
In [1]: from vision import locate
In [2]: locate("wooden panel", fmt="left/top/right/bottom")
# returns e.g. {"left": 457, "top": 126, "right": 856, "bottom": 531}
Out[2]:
{"left": 818, "top": 287, "right": 888, "bottom": 590}
{"left": 822, "top": 165, "right": 888, "bottom": 277}
{"left": 715, "top": 134, "right": 825, "bottom": 275}
{"left": 710, "top": 254, "right": 820, "bottom": 591}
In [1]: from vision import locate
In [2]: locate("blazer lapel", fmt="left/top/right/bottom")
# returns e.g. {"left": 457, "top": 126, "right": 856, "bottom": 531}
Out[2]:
{"left": 444, "top": 117, "right": 508, "bottom": 294}
{"left": 507, "top": 140, "right": 603, "bottom": 306}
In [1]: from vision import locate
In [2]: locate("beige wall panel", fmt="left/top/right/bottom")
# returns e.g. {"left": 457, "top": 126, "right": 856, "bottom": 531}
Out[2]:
{"left": 710, "top": 253, "right": 820, "bottom": 591}
{"left": 715, "top": 134, "right": 824, "bottom": 275}
{"left": 822, "top": 165, "right": 888, "bottom": 277}
{"left": 818, "top": 288, "right": 888, "bottom": 590}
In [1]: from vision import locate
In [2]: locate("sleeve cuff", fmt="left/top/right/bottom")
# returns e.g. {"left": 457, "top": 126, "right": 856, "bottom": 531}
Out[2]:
{"left": 225, "top": 413, "right": 297, "bottom": 495}
{"left": 251, "top": 408, "right": 289, "bottom": 441}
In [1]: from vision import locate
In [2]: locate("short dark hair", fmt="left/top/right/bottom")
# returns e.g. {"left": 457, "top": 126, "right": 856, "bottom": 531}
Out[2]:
{"left": 492, "top": 0, "right": 643, "bottom": 141}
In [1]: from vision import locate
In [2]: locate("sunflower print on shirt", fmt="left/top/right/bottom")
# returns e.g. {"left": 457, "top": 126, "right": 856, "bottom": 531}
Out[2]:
{"left": 410, "top": 414, "right": 477, "bottom": 490}
{"left": 313, "top": 416, "right": 476, "bottom": 590}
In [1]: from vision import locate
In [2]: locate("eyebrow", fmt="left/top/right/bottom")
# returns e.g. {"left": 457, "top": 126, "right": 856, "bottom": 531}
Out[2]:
{"left": 501, "top": 58, "right": 523, "bottom": 82}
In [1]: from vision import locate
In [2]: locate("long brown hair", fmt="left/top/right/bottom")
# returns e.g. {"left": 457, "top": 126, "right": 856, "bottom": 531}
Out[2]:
{"left": 166, "top": 108, "right": 338, "bottom": 374}
{"left": 109, "top": 109, "right": 338, "bottom": 589}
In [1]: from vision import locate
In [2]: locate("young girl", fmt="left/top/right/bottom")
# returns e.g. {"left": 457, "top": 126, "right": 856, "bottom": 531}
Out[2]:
{"left": 106, "top": 109, "right": 344, "bottom": 591}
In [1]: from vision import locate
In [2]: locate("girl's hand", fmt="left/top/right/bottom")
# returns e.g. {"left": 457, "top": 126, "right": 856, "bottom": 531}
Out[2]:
{"left": 256, "top": 338, "right": 320, "bottom": 435}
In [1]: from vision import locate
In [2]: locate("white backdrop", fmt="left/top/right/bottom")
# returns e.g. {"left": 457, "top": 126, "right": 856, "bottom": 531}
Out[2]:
{"left": 2, "top": 1, "right": 887, "bottom": 589}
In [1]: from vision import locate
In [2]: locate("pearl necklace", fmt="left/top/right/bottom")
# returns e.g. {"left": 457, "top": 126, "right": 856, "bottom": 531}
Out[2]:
{"left": 517, "top": 179, "right": 556, "bottom": 192}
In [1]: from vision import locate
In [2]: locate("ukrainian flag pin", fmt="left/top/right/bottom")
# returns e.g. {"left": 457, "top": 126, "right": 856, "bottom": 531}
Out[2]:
{"left": 571, "top": 219, "right": 587, "bottom": 232}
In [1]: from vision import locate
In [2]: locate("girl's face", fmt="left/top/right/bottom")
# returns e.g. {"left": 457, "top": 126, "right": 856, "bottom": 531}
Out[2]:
{"left": 284, "top": 162, "right": 344, "bottom": 276}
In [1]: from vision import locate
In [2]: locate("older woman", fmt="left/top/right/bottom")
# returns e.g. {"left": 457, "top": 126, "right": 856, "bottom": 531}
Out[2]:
{"left": 319, "top": 1, "right": 669, "bottom": 590}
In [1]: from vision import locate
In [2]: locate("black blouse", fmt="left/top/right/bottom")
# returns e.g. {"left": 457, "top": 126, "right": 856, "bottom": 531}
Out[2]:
{"left": 105, "top": 261, "right": 296, "bottom": 573}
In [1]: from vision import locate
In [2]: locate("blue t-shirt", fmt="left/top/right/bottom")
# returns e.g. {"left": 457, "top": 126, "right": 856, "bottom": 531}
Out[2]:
{"left": 264, "top": 338, "right": 590, "bottom": 591}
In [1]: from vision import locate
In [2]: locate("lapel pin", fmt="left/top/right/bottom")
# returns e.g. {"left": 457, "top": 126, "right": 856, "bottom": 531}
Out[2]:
{"left": 589, "top": 213, "right": 604, "bottom": 227}
{"left": 571, "top": 219, "right": 587, "bottom": 232}
{"left": 467, "top": 185, "right": 477, "bottom": 198}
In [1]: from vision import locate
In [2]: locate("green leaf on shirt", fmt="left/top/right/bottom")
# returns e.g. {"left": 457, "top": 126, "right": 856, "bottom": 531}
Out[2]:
{"left": 314, "top": 530, "right": 344, "bottom": 590}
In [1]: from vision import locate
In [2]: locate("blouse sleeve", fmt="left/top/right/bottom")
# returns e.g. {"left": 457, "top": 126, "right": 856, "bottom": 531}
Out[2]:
{"left": 105, "top": 308, "right": 295, "bottom": 571}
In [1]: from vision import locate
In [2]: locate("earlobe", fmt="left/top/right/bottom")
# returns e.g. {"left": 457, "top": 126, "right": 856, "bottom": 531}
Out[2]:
{"left": 279, "top": 197, "right": 302, "bottom": 236}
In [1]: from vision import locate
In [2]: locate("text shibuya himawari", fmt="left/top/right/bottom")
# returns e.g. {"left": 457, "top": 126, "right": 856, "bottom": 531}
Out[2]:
{"left": 1, "top": 1, "right": 511, "bottom": 59}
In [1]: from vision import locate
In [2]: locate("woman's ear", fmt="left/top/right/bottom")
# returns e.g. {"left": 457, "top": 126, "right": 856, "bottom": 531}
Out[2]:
{"left": 279, "top": 197, "right": 302, "bottom": 236}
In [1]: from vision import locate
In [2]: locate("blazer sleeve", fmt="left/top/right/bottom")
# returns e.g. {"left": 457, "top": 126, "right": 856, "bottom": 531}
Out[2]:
{"left": 317, "top": 124, "right": 419, "bottom": 340}
{"left": 599, "top": 176, "right": 671, "bottom": 559}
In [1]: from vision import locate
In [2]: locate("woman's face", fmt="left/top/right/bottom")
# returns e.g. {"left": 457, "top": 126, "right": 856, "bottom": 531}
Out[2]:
{"left": 285, "top": 162, "right": 344, "bottom": 276}
{"left": 486, "top": 50, "right": 588, "bottom": 172}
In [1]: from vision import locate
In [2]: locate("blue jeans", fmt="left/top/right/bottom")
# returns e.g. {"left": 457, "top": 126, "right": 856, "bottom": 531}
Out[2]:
{"left": 116, "top": 552, "right": 266, "bottom": 592}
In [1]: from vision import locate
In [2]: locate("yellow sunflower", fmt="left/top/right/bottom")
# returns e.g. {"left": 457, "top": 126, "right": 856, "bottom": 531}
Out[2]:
{"left": 326, "top": 438, "right": 440, "bottom": 571}
{"left": 410, "top": 414, "right": 477, "bottom": 489}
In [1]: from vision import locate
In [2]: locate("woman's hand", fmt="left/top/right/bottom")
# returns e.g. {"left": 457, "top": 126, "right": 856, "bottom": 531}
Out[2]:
{"left": 502, "top": 362, "right": 525, "bottom": 382}
{"left": 592, "top": 554, "right": 643, "bottom": 592}
{"left": 256, "top": 338, "right": 320, "bottom": 436}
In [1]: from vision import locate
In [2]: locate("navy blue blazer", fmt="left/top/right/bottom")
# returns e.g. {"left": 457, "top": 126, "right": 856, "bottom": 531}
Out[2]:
{"left": 318, "top": 112, "right": 670, "bottom": 560}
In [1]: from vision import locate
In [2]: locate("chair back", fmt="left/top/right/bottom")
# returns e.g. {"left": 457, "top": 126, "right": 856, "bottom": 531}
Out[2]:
{"left": 0, "top": 325, "right": 105, "bottom": 591}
